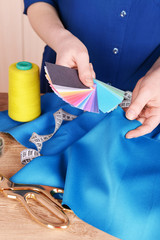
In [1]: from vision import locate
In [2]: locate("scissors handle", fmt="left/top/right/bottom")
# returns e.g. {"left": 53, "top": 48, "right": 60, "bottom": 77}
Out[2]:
{"left": 3, "top": 189, "right": 69, "bottom": 229}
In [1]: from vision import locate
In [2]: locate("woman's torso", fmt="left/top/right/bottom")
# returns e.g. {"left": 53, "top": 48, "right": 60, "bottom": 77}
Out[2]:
{"left": 41, "top": 0, "right": 160, "bottom": 92}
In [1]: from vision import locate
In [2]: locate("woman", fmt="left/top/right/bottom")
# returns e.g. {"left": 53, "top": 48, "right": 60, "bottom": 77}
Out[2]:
{"left": 24, "top": 0, "right": 160, "bottom": 138}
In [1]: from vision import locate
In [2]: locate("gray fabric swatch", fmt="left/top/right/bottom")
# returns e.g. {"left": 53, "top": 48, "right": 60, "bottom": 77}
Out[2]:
{"left": 45, "top": 62, "right": 89, "bottom": 89}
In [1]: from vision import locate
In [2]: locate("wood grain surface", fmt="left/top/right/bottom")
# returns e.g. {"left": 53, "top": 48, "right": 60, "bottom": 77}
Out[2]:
{"left": 0, "top": 93, "right": 119, "bottom": 240}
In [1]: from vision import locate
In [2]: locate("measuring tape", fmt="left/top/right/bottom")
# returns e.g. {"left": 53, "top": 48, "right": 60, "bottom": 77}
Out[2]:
{"left": 21, "top": 109, "right": 77, "bottom": 165}
{"left": 21, "top": 91, "right": 132, "bottom": 165}
{"left": 119, "top": 91, "right": 132, "bottom": 108}
{"left": 0, "top": 137, "right": 4, "bottom": 156}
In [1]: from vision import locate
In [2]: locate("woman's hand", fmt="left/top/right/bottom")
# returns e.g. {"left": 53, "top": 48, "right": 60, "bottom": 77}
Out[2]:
{"left": 27, "top": 2, "right": 95, "bottom": 87}
{"left": 55, "top": 32, "right": 95, "bottom": 87}
{"left": 125, "top": 57, "right": 160, "bottom": 139}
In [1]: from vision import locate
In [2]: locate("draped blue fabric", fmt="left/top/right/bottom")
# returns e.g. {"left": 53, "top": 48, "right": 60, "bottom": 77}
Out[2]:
{"left": 0, "top": 93, "right": 160, "bottom": 239}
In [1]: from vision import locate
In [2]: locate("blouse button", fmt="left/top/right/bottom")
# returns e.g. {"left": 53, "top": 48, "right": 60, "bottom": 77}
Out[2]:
{"left": 113, "top": 48, "right": 119, "bottom": 55}
{"left": 120, "top": 10, "right": 127, "bottom": 17}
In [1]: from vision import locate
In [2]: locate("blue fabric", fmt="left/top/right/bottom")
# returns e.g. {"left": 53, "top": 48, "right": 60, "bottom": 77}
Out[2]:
{"left": 1, "top": 93, "right": 160, "bottom": 240}
{"left": 23, "top": 0, "right": 160, "bottom": 92}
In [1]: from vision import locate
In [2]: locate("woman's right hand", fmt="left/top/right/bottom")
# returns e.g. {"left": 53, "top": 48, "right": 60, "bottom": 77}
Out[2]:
{"left": 55, "top": 31, "right": 95, "bottom": 87}
{"left": 27, "top": 2, "right": 95, "bottom": 87}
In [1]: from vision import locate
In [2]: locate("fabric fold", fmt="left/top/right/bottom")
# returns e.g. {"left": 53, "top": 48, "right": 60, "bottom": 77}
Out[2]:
{"left": 0, "top": 93, "right": 160, "bottom": 240}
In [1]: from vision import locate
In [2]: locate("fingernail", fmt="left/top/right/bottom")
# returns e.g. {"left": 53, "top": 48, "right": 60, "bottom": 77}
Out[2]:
{"left": 85, "top": 78, "right": 93, "bottom": 83}
{"left": 125, "top": 134, "right": 133, "bottom": 139}
{"left": 126, "top": 109, "right": 136, "bottom": 120}
{"left": 92, "top": 73, "right": 95, "bottom": 78}
{"left": 85, "top": 79, "right": 93, "bottom": 87}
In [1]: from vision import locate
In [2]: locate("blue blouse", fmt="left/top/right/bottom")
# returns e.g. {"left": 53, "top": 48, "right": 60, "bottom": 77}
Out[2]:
{"left": 24, "top": 0, "right": 160, "bottom": 92}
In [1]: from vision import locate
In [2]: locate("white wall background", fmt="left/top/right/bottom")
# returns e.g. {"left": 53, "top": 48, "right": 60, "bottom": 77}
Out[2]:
{"left": 0, "top": 0, "right": 45, "bottom": 92}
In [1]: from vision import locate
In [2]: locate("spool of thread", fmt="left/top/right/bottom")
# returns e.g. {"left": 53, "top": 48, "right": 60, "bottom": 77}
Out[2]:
{"left": 8, "top": 61, "right": 41, "bottom": 122}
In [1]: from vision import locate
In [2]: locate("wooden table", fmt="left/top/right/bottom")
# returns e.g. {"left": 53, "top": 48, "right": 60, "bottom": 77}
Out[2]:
{"left": 0, "top": 93, "right": 119, "bottom": 240}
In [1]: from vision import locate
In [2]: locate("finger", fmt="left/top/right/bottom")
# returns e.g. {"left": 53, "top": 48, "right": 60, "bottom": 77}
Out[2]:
{"left": 90, "top": 63, "right": 96, "bottom": 79}
{"left": 76, "top": 52, "right": 93, "bottom": 87}
{"left": 126, "top": 115, "right": 160, "bottom": 139}
{"left": 56, "top": 53, "right": 93, "bottom": 87}
{"left": 131, "top": 77, "right": 144, "bottom": 103}
{"left": 122, "top": 107, "right": 129, "bottom": 112}
{"left": 139, "top": 107, "right": 160, "bottom": 118}
{"left": 55, "top": 57, "right": 74, "bottom": 68}
{"left": 136, "top": 117, "right": 146, "bottom": 124}
{"left": 126, "top": 86, "right": 151, "bottom": 120}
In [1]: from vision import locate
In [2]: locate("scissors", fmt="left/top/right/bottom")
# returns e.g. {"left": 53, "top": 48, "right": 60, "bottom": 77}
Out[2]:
{"left": 0, "top": 174, "right": 69, "bottom": 229}
{"left": 0, "top": 137, "right": 4, "bottom": 156}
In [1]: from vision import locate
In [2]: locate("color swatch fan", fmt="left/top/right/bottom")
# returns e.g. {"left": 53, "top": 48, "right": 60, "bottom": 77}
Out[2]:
{"left": 45, "top": 62, "right": 125, "bottom": 113}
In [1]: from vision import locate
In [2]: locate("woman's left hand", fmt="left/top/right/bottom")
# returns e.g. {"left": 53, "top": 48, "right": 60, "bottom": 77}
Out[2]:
{"left": 125, "top": 57, "right": 160, "bottom": 139}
